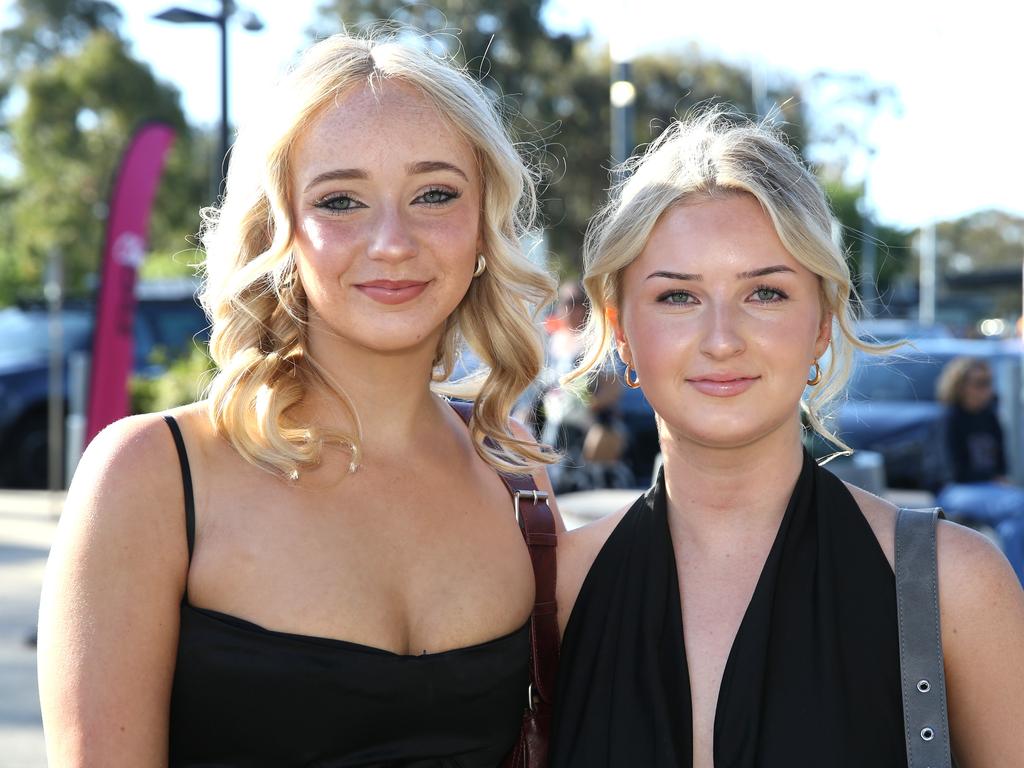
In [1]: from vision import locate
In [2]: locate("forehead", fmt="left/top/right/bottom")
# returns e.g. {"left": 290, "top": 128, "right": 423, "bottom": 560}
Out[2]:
{"left": 290, "top": 81, "right": 478, "bottom": 185}
{"left": 632, "top": 193, "right": 807, "bottom": 274}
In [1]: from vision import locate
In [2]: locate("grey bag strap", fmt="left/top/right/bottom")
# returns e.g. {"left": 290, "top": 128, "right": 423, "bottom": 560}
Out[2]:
{"left": 895, "top": 507, "right": 953, "bottom": 768}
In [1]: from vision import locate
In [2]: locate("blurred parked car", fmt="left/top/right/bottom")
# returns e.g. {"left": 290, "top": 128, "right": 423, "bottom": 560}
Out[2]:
{"left": 0, "top": 281, "right": 208, "bottom": 488}
{"left": 828, "top": 337, "right": 1022, "bottom": 491}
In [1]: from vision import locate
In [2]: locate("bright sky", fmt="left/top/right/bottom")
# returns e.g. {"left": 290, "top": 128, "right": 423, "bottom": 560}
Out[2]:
{"left": 21, "top": 1, "right": 1024, "bottom": 229}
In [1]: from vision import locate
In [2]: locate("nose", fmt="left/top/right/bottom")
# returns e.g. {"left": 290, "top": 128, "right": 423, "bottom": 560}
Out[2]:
{"left": 368, "top": 205, "right": 416, "bottom": 264}
{"left": 698, "top": 301, "right": 746, "bottom": 360}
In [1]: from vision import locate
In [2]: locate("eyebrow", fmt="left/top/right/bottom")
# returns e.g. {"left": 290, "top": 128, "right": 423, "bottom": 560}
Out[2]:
{"left": 407, "top": 160, "right": 469, "bottom": 181}
{"left": 304, "top": 168, "right": 367, "bottom": 192}
{"left": 303, "top": 160, "right": 469, "bottom": 193}
{"left": 646, "top": 265, "right": 797, "bottom": 281}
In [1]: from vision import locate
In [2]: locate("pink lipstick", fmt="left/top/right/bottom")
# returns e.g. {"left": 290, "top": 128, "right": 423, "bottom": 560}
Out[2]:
{"left": 686, "top": 373, "right": 759, "bottom": 397}
{"left": 354, "top": 280, "right": 429, "bottom": 305}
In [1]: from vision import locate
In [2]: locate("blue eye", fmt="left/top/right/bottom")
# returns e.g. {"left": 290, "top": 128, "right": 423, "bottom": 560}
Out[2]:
{"left": 314, "top": 194, "right": 364, "bottom": 212}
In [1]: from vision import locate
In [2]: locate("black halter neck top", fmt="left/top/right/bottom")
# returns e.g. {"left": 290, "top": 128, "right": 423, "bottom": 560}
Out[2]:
{"left": 163, "top": 416, "right": 529, "bottom": 768}
{"left": 551, "top": 451, "right": 908, "bottom": 768}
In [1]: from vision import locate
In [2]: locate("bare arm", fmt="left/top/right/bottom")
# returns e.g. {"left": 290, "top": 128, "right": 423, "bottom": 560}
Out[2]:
{"left": 938, "top": 521, "right": 1024, "bottom": 767}
{"left": 37, "top": 415, "right": 188, "bottom": 767}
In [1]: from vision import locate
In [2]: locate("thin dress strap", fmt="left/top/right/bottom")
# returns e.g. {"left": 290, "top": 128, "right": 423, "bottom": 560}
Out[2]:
{"left": 162, "top": 415, "right": 196, "bottom": 566}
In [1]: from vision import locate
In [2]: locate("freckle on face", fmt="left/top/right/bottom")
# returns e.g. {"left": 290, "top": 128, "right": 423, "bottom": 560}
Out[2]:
{"left": 286, "top": 81, "right": 484, "bottom": 357}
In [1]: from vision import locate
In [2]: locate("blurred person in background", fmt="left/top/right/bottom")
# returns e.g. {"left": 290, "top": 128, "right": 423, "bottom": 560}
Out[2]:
{"left": 934, "top": 356, "right": 1024, "bottom": 585}
{"left": 541, "top": 282, "right": 631, "bottom": 490}
{"left": 551, "top": 110, "right": 1024, "bottom": 767}
{"left": 37, "top": 30, "right": 563, "bottom": 767}
{"left": 937, "top": 357, "right": 1008, "bottom": 484}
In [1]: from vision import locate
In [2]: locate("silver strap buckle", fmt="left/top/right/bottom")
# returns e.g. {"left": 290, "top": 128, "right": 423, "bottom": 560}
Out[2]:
{"left": 513, "top": 489, "right": 549, "bottom": 524}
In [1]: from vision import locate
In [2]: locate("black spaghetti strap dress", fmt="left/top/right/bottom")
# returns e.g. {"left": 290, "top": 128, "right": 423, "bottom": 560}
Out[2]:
{"left": 551, "top": 450, "right": 908, "bottom": 768}
{"left": 162, "top": 416, "right": 529, "bottom": 768}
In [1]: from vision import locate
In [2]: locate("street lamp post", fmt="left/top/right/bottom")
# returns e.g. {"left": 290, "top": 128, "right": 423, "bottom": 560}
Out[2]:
{"left": 155, "top": 1, "right": 263, "bottom": 197}
{"left": 609, "top": 32, "right": 637, "bottom": 183}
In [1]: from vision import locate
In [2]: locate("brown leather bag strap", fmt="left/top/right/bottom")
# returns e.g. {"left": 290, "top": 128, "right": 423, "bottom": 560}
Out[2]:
{"left": 448, "top": 400, "right": 559, "bottom": 708}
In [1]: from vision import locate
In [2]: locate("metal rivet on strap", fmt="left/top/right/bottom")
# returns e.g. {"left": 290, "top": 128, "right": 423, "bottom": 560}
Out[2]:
{"left": 917, "top": 679, "right": 931, "bottom": 693}
{"left": 920, "top": 727, "right": 935, "bottom": 741}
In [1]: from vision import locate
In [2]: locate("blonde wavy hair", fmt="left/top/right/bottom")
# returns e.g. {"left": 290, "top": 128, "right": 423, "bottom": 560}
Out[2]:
{"left": 199, "top": 31, "right": 557, "bottom": 479}
{"left": 566, "top": 109, "right": 890, "bottom": 451}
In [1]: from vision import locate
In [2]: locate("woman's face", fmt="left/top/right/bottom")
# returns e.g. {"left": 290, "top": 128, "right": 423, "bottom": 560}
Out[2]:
{"left": 960, "top": 364, "right": 994, "bottom": 412}
{"left": 289, "top": 81, "right": 483, "bottom": 358}
{"left": 615, "top": 193, "right": 832, "bottom": 450}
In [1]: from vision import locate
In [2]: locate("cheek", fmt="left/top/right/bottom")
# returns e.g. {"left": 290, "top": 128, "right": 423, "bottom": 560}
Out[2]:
{"left": 294, "top": 217, "right": 358, "bottom": 281}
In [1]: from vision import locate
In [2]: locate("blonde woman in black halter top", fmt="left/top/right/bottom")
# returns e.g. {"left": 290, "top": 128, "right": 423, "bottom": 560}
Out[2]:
{"left": 37, "top": 32, "right": 563, "bottom": 767}
{"left": 551, "top": 112, "right": 1024, "bottom": 767}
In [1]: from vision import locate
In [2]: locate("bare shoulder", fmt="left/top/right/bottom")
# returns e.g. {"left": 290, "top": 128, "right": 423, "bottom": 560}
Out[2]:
{"left": 845, "top": 482, "right": 1024, "bottom": 764}
{"left": 56, "top": 406, "right": 205, "bottom": 575}
{"left": 843, "top": 482, "right": 899, "bottom": 568}
{"left": 37, "top": 405, "right": 210, "bottom": 762}
{"left": 931, "top": 516, "right": 1024, "bottom": 764}
{"left": 556, "top": 503, "right": 632, "bottom": 636}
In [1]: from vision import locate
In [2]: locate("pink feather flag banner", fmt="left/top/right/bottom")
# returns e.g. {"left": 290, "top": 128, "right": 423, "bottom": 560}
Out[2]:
{"left": 85, "top": 122, "right": 176, "bottom": 445}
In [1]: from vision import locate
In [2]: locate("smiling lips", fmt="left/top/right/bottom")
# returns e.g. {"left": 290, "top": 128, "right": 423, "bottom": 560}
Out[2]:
{"left": 354, "top": 279, "right": 430, "bottom": 305}
{"left": 686, "top": 374, "right": 760, "bottom": 397}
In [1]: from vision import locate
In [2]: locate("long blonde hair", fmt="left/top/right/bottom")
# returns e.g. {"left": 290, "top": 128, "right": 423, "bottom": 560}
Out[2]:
{"left": 199, "top": 31, "right": 556, "bottom": 479}
{"left": 567, "top": 109, "right": 889, "bottom": 449}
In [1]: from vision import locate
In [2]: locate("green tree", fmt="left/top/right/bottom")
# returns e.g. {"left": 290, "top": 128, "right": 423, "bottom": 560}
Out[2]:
{"left": 823, "top": 180, "right": 911, "bottom": 309}
{"left": 310, "top": 0, "right": 806, "bottom": 271}
{"left": 2, "top": 30, "right": 206, "bottom": 302}
{"left": 0, "top": 0, "right": 209, "bottom": 304}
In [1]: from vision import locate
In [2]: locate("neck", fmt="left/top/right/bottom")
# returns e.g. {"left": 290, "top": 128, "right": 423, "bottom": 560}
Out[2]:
{"left": 658, "top": 418, "right": 806, "bottom": 550}
{"left": 297, "top": 322, "right": 450, "bottom": 457}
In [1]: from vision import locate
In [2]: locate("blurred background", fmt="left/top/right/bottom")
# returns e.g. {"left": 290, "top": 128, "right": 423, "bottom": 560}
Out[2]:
{"left": 0, "top": 1, "right": 1021, "bottom": 764}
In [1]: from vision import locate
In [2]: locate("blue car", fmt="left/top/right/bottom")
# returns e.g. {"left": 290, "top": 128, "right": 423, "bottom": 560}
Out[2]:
{"left": 829, "top": 337, "right": 1022, "bottom": 491}
{"left": 0, "top": 284, "right": 208, "bottom": 488}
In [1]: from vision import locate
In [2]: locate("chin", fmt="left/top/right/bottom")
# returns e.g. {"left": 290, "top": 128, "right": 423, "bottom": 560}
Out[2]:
{"left": 660, "top": 413, "right": 793, "bottom": 452}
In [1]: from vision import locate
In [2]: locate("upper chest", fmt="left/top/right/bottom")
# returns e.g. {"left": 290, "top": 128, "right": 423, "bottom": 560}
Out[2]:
{"left": 182, "top": 436, "right": 535, "bottom": 652}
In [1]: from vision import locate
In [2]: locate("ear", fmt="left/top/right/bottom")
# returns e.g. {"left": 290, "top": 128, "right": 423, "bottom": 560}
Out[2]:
{"left": 607, "top": 305, "right": 631, "bottom": 364}
{"left": 814, "top": 310, "right": 833, "bottom": 359}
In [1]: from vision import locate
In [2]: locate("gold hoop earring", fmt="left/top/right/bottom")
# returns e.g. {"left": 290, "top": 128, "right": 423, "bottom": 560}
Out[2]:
{"left": 473, "top": 253, "right": 486, "bottom": 278}
{"left": 807, "top": 360, "right": 822, "bottom": 386}
{"left": 623, "top": 363, "right": 641, "bottom": 389}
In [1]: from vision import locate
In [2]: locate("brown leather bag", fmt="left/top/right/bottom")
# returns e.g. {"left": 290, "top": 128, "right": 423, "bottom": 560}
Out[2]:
{"left": 449, "top": 402, "right": 559, "bottom": 768}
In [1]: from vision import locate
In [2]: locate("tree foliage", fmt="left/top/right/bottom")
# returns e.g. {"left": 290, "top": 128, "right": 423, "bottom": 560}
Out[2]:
{"left": 310, "top": 0, "right": 808, "bottom": 272}
{"left": 0, "top": 2, "right": 209, "bottom": 304}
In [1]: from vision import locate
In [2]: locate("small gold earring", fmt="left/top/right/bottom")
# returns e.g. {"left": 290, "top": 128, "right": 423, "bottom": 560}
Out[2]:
{"left": 807, "top": 360, "right": 822, "bottom": 386}
{"left": 623, "top": 363, "right": 641, "bottom": 389}
{"left": 473, "top": 253, "right": 486, "bottom": 278}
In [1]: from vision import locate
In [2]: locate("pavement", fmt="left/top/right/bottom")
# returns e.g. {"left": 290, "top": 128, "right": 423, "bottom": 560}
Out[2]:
{"left": 0, "top": 483, "right": 936, "bottom": 768}
{"left": 0, "top": 490, "right": 62, "bottom": 768}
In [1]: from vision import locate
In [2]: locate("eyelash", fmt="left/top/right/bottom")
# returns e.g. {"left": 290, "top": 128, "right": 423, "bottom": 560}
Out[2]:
{"left": 417, "top": 186, "right": 460, "bottom": 206}
{"left": 313, "top": 193, "right": 363, "bottom": 213}
{"left": 311, "top": 186, "right": 461, "bottom": 214}
{"left": 655, "top": 284, "right": 790, "bottom": 305}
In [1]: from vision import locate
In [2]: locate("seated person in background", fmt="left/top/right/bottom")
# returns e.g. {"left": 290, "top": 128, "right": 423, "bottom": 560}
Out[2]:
{"left": 937, "top": 357, "right": 1008, "bottom": 483}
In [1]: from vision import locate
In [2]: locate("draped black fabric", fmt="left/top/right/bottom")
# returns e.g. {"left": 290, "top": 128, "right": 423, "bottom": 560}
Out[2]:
{"left": 551, "top": 451, "right": 907, "bottom": 768}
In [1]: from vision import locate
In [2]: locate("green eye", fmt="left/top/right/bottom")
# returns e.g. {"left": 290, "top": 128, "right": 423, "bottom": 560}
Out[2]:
{"left": 417, "top": 187, "right": 459, "bottom": 205}
{"left": 752, "top": 286, "right": 787, "bottom": 303}
{"left": 314, "top": 194, "right": 361, "bottom": 212}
